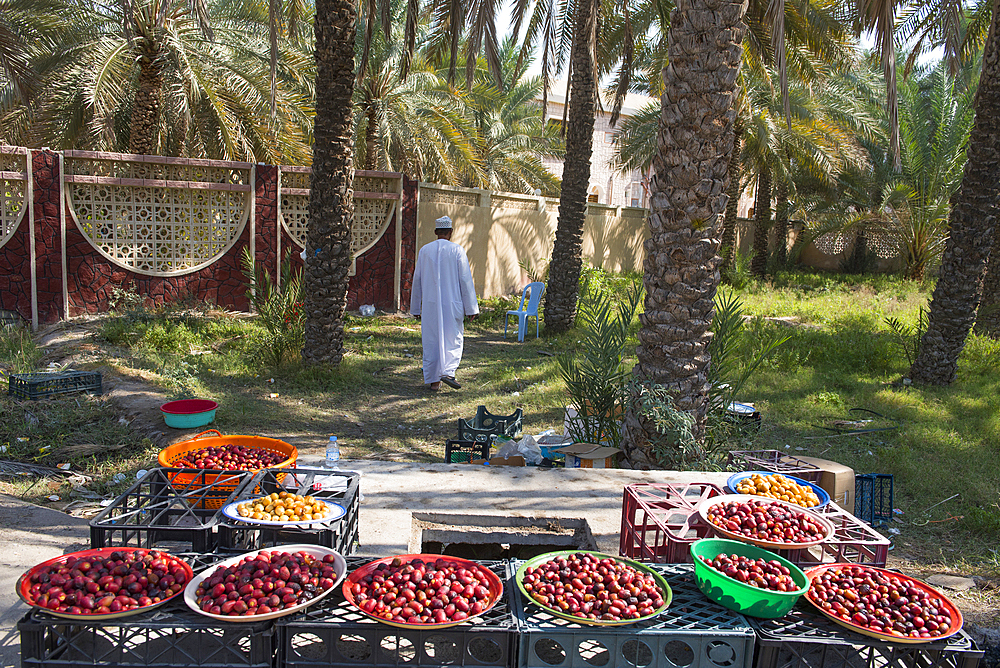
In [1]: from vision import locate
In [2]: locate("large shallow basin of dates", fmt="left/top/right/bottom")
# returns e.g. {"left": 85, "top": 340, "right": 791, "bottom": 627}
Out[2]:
{"left": 17, "top": 547, "right": 193, "bottom": 621}
{"left": 183, "top": 545, "right": 346, "bottom": 622}
{"left": 804, "top": 564, "right": 964, "bottom": 643}
{"left": 514, "top": 550, "right": 672, "bottom": 626}
{"left": 690, "top": 538, "right": 808, "bottom": 618}
{"left": 699, "top": 494, "right": 835, "bottom": 549}
{"left": 343, "top": 553, "right": 505, "bottom": 630}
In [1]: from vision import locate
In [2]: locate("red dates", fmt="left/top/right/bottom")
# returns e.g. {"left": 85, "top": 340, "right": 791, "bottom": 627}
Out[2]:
{"left": 807, "top": 565, "right": 954, "bottom": 639}
{"left": 26, "top": 550, "right": 188, "bottom": 615}
{"left": 194, "top": 550, "right": 338, "bottom": 616}
{"left": 175, "top": 444, "right": 284, "bottom": 470}
{"left": 350, "top": 557, "right": 496, "bottom": 624}
{"left": 707, "top": 499, "right": 826, "bottom": 544}
{"left": 521, "top": 553, "right": 665, "bottom": 622}
{"left": 700, "top": 554, "right": 798, "bottom": 592}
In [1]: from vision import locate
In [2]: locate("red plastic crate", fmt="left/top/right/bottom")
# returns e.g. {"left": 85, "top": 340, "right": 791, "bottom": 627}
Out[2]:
{"left": 619, "top": 482, "right": 724, "bottom": 564}
{"left": 621, "top": 481, "right": 891, "bottom": 567}
{"left": 768, "top": 502, "right": 891, "bottom": 567}
{"left": 726, "top": 449, "right": 822, "bottom": 482}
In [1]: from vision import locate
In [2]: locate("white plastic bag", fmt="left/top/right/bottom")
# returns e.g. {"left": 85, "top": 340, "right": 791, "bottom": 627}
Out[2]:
{"left": 516, "top": 434, "right": 543, "bottom": 465}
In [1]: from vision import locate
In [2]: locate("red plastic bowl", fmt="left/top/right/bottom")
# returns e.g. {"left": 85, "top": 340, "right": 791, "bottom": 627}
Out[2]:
{"left": 161, "top": 399, "right": 219, "bottom": 414}
{"left": 160, "top": 399, "right": 218, "bottom": 429}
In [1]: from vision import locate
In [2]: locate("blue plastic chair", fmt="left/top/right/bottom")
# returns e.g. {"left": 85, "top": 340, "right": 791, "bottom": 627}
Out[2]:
{"left": 504, "top": 282, "right": 545, "bottom": 342}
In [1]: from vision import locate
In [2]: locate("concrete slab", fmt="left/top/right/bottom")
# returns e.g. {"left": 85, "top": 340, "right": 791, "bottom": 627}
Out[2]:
{"left": 0, "top": 459, "right": 728, "bottom": 666}
{"left": 0, "top": 495, "right": 91, "bottom": 668}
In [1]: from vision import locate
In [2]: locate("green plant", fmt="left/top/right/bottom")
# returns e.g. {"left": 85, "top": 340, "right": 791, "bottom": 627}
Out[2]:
{"left": 518, "top": 258, "right": 550, "bottom": 283}
{"left": 722, "top": 252, "right": 753, "bottom": 289}
{"left": 708, "top": 290, "right": 792, "bottom": 422}
{"left": 108, "top": 282, "right": 146, "bottom": 313}
{"left": 0, "top": 325, "right": 42, "bottom": 376}
{"left": 240, "top": 248, "right": 305, "bottom": 369}
{"left": 558, "top": 276, "right": 643, "bottom": 448}
{"left": 885, "top": 307, "right": 928, "bottom": 367}
{"left": 629, "top": 379, "right": 700, "bottom": 467}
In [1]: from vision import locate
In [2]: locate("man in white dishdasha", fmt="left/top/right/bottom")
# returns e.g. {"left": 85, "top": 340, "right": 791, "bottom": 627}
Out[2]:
{"left": 410, "top": 216, "right": 479, "bottom": 391}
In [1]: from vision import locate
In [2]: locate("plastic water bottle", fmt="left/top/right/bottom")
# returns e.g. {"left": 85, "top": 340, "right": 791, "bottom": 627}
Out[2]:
{"left": 325, "top": 436, "right": 340, "bottom": 469}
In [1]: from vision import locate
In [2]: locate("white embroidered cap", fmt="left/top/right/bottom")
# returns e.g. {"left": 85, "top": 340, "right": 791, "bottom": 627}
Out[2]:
{"left": 435, "top": 216, "right": 453, "bottom": 229}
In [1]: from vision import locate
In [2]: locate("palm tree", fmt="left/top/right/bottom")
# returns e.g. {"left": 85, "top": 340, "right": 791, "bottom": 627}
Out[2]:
{"left": 12, "top": 0, "right": 314, "bottom": 162}
{"left": 301, "top": 0, "right": 358, "bottom": 367}
{"left": 901, "top": 0, "right": 1000, "bottom": 382}
{"left": 619, "top": 0, "right": 747, "bottom": 463}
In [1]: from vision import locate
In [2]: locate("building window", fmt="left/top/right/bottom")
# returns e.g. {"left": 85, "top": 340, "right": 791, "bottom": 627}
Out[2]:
{"left": 604, "top": 132, "right": 616, "bottom": 144}
{"left": 630, "top": 182, "right": 643, "bottom": 207}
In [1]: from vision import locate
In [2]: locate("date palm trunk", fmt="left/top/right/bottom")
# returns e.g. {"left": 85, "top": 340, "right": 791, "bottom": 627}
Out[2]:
{"left": 751, "top": 167, "right": 771, "bottom": 277}
{"left": 720, "top": 116, "right": 743, "bottom": 273}
{"left": 774, "top": 174, "right": 789, "bottom": 267}
{"left": 130, "top": 53, "right": 164, "bottom": 155}
{"left": 621, "top": 0, "right": 746, "bottom": 468}
{"left": 910, "top": 3, "right": 1000, "bottom": 384}
{"left": 544, "top": 0, "right": 597, "bottom": 333}
{"left": 302, "top": 0, "right": 358, "bottom": 366}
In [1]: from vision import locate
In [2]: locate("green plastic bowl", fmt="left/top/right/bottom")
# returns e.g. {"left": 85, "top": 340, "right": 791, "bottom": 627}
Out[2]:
{"left": 690, "top": 538, "right": 808, "bottom": 618}
{"left": 161, "top": 399, "right": 218, "bottom": 429}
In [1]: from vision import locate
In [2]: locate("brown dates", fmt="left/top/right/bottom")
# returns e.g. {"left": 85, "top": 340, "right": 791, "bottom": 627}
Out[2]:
{"left": 806, "top": 564, "right": 954, "bottom": 639}
{"left": 700, "top": 554, "right": 798, "bottom": 592}
{"left": 520, "top": 553, "right": 665, "bottom": 622}
{"left": 707, "top": 499, "right": 826, "bottom": 544}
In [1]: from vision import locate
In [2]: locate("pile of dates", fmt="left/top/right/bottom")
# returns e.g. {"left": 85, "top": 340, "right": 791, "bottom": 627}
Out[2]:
{"left": 25, "top": 549, "right": 189, "bottom": 615}
{"left": 699, "top": 554, "right": 799, "bottom": 592}
{"left": 349, "top": 557, "right": 496, "bottom": 624}
{"left": 174, "top": 444, "right": 284, "bottom": 470}
{"left": 194, "top": 550, "right": 338, "bottom": 616}
{"left": 706, "top": 499, "right": 827, "bottom": 544}
{"left": 807, "top": 564, "right": 954, "bottom": 639}
{"left": 521, "top": 553, "right": 666, "bottom": 622}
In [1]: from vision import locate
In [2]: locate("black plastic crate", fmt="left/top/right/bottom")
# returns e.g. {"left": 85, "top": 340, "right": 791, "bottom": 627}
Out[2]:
{"left": 444, "top": 439, "right": 490, "bottom": 464}
{"left": 89, "top": 468, "right": 257, "bottom": 552}
{"left": 278, "top": 557, "right": 516, "bottom": 668}
{"left": 510, "top": 561, "right": 755, "bottom": 668}
{"left": 749, "top": 602, "right": 982, "bottom": 668}
{"left": 9, "top": 370, "right": 102, "bottom": 400}
{"left": 855, "top": 473, "right": 894, "bottom": 527}
{"left": 726, "top": 450, "right": 822, "bottom": 482}
{"left": 458, "top": 406, "right": 523, "bottom": 445}
{"left": 217, "top": 468, "right": 359, "bottom": 555}
{"left": 18, "top": 606, "right": 275, "bottom": 668}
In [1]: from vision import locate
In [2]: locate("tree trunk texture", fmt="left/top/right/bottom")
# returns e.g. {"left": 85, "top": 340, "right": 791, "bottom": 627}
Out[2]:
{"left": 774, "top": 175, "right": 788, "bottom": 267}
{"left": 751, "top": 168, "right": 770, "bottom": 277}
{"left": 910, "top": 4, "right": 1000, "bottom": 384}
{"left": 302, "top": 0, "right": 357, "bottom": 367}
{"left": 719, "top": 116, "right": 743, "bottom": 273}
{"left": 364, "top": 104, "right": 378, "bottom": 170}
{"left": 621, "top": 0, "right": 746, "bottom": 468}
{"left": 975, "top": 235, "right": 1000, "bottom": 336}
{"left": 543, "top": 0, "right": 597, "bottom": 333}
{"left": 129, "top": 53, "right": 164, "bottom": 156}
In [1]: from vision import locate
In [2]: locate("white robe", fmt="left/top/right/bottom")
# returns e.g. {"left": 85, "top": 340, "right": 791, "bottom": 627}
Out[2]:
{"left": 410, "top": 239, "right": 479, "bottom": 384}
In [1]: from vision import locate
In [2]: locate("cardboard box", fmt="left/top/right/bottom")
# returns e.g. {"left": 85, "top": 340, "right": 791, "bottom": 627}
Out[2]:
{"left": 556, "top": 443, "right": 621, "bottom": 469}
{"left": 469, "top": 456, "right": 526, "bottom": 466}
{"left": 796, "top": 456, "right": 855, "bottom": 509}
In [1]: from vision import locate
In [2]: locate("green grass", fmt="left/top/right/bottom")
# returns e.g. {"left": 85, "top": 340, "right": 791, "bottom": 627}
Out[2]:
{"left": 2, "top": 269, "right": 1000, "bottom": 573}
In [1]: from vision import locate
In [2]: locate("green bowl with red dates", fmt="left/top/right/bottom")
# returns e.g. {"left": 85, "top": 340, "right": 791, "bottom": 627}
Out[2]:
{"left": 691, "top": 538, "right": 808, "bottom": 618}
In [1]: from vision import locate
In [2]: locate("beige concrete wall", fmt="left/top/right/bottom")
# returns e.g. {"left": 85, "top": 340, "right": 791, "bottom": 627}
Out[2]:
{"left": 417, "top": 183, "right": 648, "bottom": 299}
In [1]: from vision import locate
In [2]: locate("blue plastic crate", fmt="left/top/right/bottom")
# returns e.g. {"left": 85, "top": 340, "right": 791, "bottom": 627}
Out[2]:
{"left": 9, "top": 370, "right": 102, "bottom": 400}
{"left": 509, "top": 561, "right": 755, "bottom": 668}
{"left": 855, "top": 473, "right": 893, "bottom": 527}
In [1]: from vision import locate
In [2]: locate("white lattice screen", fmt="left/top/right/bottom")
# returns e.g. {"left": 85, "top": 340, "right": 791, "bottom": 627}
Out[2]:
{"left": 64, "top": 153, "right": 251, "bottom": 276}
{"left": 813, "top": 231, "right": 896, "bottom": 259}
{"left": 278, "top": 169, "right": 401, "bottom": 263}
{"left": 0, "top": 149, "right": 27, "bottom": 249}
